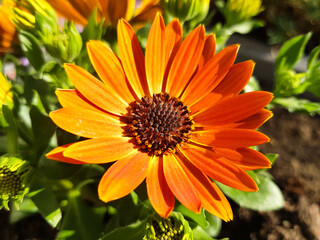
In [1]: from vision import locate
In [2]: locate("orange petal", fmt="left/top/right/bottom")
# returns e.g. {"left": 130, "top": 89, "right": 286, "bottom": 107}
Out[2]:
{"left": 117, "top": 19, "right": 149, "bottom": 98}
{"left": 147, "top": 156, "right": 175, "bottom": 218}
{"left": 87, "top": 41, "right": 136, "bottom": 103}
{"left": 181, "top": 45, "right": 239, "bottom": 107}
{"left": 193, "top": 91, "right": 273, "bottom": 126}
{"left": 63, "top": 137, "right": 135, "bottom": 164}
{"left": 55, "top": 89, "right": 102, "bottom": 112}
{"left": 130, "top": 1, "right": 161, "bottom": 30}
{"left": 145, "top": 13, "right": 166, "bottom": 94}
{"left": 236, "top": 109, "right": 273, "bottom": 129}
{"left": 103, "top": 0, "right": 132, "bottom": 25}
{"left": 180, "top": 144, "right": 258, "bottom": 192}
{"left": 162, "top": 19, "right": 182, "bottom": 91}
{"left": 98, "top": 151, "right": 149, "bottom": 202}
{"left": 163, "top": 154, "right": 201, "bottom": 213}
{"left": 46, "top": 144, "right": 85, "bottom": 164}
{"left": 46, "top": 0, "right": 88, "bottom": 25}
{"left": 165, "top": 25, "right": 205, "bottom": 97}
{"left": 214, "top": 147, "right": 271, "bottom": 171}
{"left": 175, "top": 153, "right": 233, "bottom": 221}
{"left": 191, "top": 60, "right": 255, "bottom": 114}
{"left": 49, "top": 107, "right": 124, "bottom": 138}
{"left": 64, "top": 64, "right": 128, "bottom": 116}
{"left": 198, "top": 34, "right": 216, "bottom": 69}
{"left": 191, "top": 129, "right": 270, "bottom": 148}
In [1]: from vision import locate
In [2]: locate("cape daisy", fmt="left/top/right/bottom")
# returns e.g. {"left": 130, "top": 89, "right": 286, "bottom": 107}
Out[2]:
{"left": 46, "top": 0, "right": 161, "bottom": 29}
{"left": 46, "top": 13, "right": 273, "bottom": 220}
{"left": 0, "top": 0, "right": 16, "bottom": 53}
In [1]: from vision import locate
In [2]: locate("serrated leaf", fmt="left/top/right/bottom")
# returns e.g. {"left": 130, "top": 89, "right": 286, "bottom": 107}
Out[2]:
{"left": 275, "top": 33, "right": 312, "bottom": 72}
{"left": 100, "top": 220, "right": 147, "bottom": 240}
{"left": 217, "top": 174, "right": 284, "bottom": 211}
{"left": 57, "top": 190, "right": 106, "bottom": 240}
{"left": 18, "top": 31, "right": 45, "bottom": 70}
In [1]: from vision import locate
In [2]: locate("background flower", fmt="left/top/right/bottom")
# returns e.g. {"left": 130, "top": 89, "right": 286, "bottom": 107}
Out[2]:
{"left": 0, "top": 0, "right": 16, "bottom": 53}
{"left": 46, "top": 0, "right": 161, "bottom": 29}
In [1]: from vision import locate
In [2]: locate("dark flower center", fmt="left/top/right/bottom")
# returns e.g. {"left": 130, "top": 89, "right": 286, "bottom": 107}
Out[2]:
{"left": 151, "top": 218, "right": 184, "bottom": 240}
{"left": 0, "top": 167, "right": 23, "bottom": 199}
{"left": 127, "top": 93, "right": 194, "bottom": 156}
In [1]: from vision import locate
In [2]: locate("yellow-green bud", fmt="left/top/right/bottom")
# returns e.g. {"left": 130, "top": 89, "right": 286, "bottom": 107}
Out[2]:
{"left": 39, "top": 21, "right": 83, "bottom": 63}
{"left": 161, "top": 0, "right": 210, "bottom": 22}
{"left": 225, "top": 0, "right": 264, "bottom": 24}
{"left": 144, "top": 212, "right": 192, "bottom": 240}
{"left": 0, "top": 155, "right": 33, "bottom": 210}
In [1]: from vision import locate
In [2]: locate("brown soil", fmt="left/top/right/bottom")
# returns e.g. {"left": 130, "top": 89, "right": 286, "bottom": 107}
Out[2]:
{"left": 1, "top": 108, "right": 320, "bottom": 240}
{"left": 219, "top": 108, "right": 320, "bottom": 240}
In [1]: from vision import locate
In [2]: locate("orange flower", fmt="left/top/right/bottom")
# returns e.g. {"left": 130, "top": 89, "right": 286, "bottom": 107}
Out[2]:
{"left": 46, "top": 13, "right": 273, "bottom": 220}
{"left": 0, "top": 0, "right": 16, "bottom": 53}
{"left": 46, "top": 0, "right": 161, "bottom": 29}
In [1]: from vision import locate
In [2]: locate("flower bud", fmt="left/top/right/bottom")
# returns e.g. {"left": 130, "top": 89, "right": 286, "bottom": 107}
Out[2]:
{"left": 225, "top": 0, "right": 264, "bottom": 24}
{"left": 144, "top": 212, "right": 192, "bottom": 240}
{"left": 161, "top": 0, "right": 210, "bottom": 22}
{"left": 39, "top": 21, "right": 83, "bottom": 62}
{"left": 0, "top": 155, "right": 33, "bottom": 210}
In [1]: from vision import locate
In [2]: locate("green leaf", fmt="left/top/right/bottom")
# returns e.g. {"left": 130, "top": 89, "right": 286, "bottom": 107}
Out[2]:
{"left": 192, "top": 225, "right": 220, "bottom": 240}
{"left": 202, "top": 212, "right": 222, "bottom": 237}
{"left": 81, "top": 8, "right": 105, "bottom": 43}
{"left": 2, "top": 104, "right": 19, "bottom": 154}
{"left": 39, "top": 158, "right": 82, "bottom": 180}
{"left": 275, "top": 33, "right": 311, "bottom": 72}
{"left": 29, "top": 171, "right": 62, "bottom": 228}
{"left": 217, "top": 174, "right": 284, "bottom": 211}
{"left": 265, "top": 153, "right": 278, "bottom": 164}
{"left": 105, "top": 192, "right": 152, "bottom": 233}
{"left": 274, "top": 71, "right": 309, "bottom": 97}
{"left": 273, "top": 97, "right": 320, "bottom": 115}
{"left": 40, "top": 61, "right": 70, "bottom": 88}
{"left": 175, "top": 204, "right": 208, "bottom": 228}
{"left": 30, "top": 104, "right": 56, "bottom": 163}
{"left": 57, "top": 190, "right": 106, "bottom": 240}
{"left": 10, "top": 198, "right": 38, "bottom": 224}
{"left": 307, "top": 45, "right": 320, "bottom": 69}
{"left": 18, "top": 31, "right": 45, "bottom": 70}
{"left": 227, "top": 20, "right": 264, "bottom": 35}
{"left": 100, "top": 220, "right": 147, "bottom": 240}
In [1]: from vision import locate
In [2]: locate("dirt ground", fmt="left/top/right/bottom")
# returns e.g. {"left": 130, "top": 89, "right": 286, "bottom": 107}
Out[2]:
{"left": 1, "top": 107, "right": 320, "bottom": 240}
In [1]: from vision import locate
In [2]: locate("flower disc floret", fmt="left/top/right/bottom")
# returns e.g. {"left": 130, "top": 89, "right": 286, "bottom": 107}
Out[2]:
{"left": 128, "top": 93, "right": 194, "bottom": 156}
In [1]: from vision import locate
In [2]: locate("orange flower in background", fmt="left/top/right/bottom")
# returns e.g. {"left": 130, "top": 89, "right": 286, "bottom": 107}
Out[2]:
{"left": 46, "top": 13, "right": 273, "bottom": 220}
{"left": 46, "top": 0, "right": 161, "bottom": 29}
{"left": 0, "top": 0, "right": 16, "bottom": 53}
